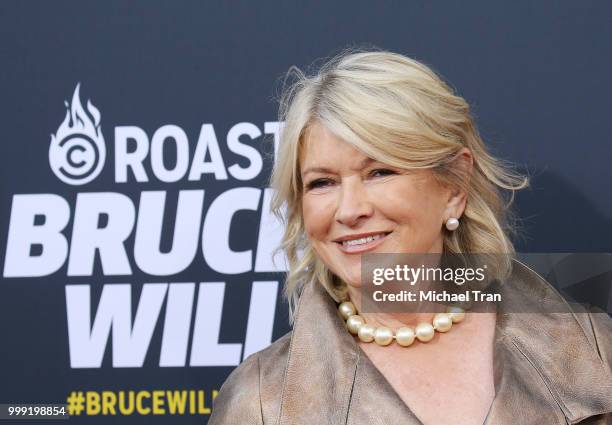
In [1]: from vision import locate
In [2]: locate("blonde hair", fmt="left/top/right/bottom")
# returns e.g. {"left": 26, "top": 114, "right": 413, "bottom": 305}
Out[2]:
{"left": 270, "top": 48, "right": 528, "bottom": 321}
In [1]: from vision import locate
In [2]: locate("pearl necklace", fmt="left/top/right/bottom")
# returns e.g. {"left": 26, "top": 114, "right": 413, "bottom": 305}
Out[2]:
{"left": 338, "top": 301, "right": 466, "bottom": 347}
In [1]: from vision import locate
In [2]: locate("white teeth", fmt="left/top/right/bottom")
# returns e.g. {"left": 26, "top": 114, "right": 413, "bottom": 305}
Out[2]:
{"left": 342, "top": 233, "right": 386, "bottom": 247}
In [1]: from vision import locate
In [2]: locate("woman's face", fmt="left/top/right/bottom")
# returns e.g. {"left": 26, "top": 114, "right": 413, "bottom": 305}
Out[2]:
{"left": 300, "top": 122, "right": 467, "bottom": 288}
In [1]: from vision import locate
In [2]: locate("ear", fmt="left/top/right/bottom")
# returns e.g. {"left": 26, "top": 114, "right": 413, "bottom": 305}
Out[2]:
{"left": 443, "top": 148, "right": 473, "bottom": 220}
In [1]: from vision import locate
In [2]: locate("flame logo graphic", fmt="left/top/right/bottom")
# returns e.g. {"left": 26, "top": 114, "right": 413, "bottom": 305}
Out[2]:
{"left": 49, "top": 83, "right": 106, "bottom": 185}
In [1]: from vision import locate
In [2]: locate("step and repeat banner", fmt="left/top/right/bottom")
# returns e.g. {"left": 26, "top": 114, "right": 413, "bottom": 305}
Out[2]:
{"left": 1, "top": 2, "right": 611, "bottom": 424}
{"left": 2, "top": 80, "right": 287, "bottom": 421}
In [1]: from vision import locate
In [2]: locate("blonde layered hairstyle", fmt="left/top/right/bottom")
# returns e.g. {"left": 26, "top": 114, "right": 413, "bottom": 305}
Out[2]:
{"left": 270, "top": 49, "right": 528, "bottom": 320}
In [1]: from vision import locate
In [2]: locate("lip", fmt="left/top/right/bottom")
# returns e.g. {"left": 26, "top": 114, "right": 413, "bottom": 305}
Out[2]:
{"left": 333, "top": 231, "right": 391, "bottom": 254}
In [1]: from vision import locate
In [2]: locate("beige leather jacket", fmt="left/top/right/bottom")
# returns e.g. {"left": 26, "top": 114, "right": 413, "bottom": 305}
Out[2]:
{"left": 209, "top": 261, "right": 612, "bottom": 424}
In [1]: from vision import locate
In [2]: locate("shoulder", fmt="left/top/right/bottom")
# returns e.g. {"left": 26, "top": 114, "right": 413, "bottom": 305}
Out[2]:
{"left": 510, "top": 259, "right": 612, "bottom": 369}
{"left": 208, "top": 332, "right": 292, "bottom": 424}
{"left": 500, "top": 260, "right": 612, "bottom": 421}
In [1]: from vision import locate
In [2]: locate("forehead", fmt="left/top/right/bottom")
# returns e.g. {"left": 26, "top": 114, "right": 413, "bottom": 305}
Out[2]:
{"left": 300, "top": 123, "right": 370, "bottom": 171}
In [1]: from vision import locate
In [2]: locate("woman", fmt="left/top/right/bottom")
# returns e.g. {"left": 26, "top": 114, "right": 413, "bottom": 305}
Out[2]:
{"left": 208, "top": 49, "right": 612, "bottom": 424}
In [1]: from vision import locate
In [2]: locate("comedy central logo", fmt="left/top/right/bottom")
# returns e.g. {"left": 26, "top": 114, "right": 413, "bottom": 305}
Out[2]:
{"left": 49, "top": 83, "right": 106, "bottom": 185}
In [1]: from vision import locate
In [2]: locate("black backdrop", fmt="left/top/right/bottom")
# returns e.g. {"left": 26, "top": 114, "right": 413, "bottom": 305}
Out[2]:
{"left": 1, "top": 2, "right": 611, "bottom": 423}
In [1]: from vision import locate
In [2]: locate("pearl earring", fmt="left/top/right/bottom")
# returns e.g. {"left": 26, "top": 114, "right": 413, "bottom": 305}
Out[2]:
{"left": 445, "top": 217, "right": 459, "bottom": 231}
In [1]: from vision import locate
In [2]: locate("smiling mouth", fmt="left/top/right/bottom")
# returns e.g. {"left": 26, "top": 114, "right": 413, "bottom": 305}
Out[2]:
{"left": 335, "top": 232, "right": 391, "bottom": 253}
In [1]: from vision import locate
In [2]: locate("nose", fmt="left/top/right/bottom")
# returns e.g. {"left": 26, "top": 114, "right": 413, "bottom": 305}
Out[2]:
{"left": 334, "top": 178, "right": 374, "bottom": 227}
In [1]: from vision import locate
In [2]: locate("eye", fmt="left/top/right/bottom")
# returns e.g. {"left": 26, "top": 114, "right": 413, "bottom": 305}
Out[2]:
{"left": 369, "top": 168, "right": 397, "bottom": 178}
{"left": 306, "top": 178, "right": 334, "bottom": 190}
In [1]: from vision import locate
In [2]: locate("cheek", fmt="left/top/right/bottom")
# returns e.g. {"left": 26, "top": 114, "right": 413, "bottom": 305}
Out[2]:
{"left": 301, "top": 194, "right": 334, "bottom": 240}
{"left": 375, "top": 180, "right": 445, "bottom": 241}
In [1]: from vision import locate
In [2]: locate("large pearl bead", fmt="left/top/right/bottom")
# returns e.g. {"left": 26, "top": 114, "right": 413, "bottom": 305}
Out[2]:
{"left": 433, "top": 313, "right": 453, "bottom": 332}
{"left": 346, "top": 315, "right": 365, "bottom": 335}
{"left": 338, "top": 301, "right": 356, "bottom": 320}
{"left": 396, "top": 327, "right": 415, "bottom": 347}
{"left": 358, "top": 324, "right": 376, "bottom": 343}
{"left": 447, "top": 306, "right": 466, "bottom": 323}
{"left": 374, "top": 327, "right": 394, "bottom": 346}
{"left": 415, "top": 323, "right": 435, "bottom": 342}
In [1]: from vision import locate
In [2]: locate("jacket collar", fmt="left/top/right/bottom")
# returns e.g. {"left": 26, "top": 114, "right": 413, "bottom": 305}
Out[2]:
{"left": 277, "top": 261, "right": 612, "bottom": 425}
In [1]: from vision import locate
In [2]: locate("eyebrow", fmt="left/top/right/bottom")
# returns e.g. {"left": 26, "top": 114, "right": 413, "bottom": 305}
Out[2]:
{"left": 301, "top": 157, "right": 376, "bottom": 177}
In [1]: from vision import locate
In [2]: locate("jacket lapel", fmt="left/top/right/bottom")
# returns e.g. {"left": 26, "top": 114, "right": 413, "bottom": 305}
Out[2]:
{"left": 346, "top": 351, "right": 424, "bottom": 425}
{"left": 276, "top": 280, "right": 359, "bottom": 424}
